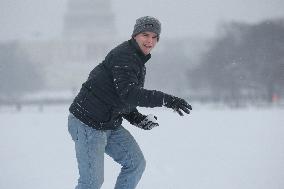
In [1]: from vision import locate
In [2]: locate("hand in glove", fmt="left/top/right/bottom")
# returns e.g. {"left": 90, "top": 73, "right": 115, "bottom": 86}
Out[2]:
{"left": 123, "top": 110, "right": 159, "bottom": 130}
{"left": 164, "top": 94, "right": 192, "bottom": 116}
{"left": 135, "top": 114, "right": 159, "bottom": 130}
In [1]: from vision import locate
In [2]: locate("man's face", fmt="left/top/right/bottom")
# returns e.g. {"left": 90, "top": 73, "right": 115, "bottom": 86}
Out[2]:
{"left": 134, "top": 31, "right": 158, "bottom": 55}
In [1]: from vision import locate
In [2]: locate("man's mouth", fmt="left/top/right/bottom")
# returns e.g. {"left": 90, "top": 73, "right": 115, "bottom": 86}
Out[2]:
{"left": 144, "top": 45, "right": 152, "bottom": 49}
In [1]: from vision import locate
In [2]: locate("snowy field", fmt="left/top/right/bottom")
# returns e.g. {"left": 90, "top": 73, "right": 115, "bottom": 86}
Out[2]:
{"left": 0, "top": 104, "right": 283, "bottom": 189}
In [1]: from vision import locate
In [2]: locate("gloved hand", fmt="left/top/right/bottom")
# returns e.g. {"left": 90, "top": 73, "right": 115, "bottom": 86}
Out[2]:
{"left": 123, "top": 110, "right": 159, "bottom": 130}
{"left": 163, "top": 94, "right": 192, "bottom": 116}
{"left": 135, "top": 114, "right": 159, "bottom": 130}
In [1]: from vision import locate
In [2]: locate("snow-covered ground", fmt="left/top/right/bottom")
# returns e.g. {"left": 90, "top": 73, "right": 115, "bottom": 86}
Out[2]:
{"left": 0, "top": 104, "right": 283, "bottom": 189}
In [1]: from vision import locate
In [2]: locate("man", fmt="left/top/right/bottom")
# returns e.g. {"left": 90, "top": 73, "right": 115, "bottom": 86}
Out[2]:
{"left": 68, "top": 16, "right": 192, "bottom": 189}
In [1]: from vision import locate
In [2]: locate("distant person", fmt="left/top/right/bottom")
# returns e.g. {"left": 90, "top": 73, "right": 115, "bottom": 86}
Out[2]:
{"left": 68, "top": 16, "right": 192, "bottom": 189}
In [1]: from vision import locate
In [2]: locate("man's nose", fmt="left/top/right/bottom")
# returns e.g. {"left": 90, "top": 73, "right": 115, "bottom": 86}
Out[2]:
{"left": 146, "top": 37, "right": 153, "bottom": 44}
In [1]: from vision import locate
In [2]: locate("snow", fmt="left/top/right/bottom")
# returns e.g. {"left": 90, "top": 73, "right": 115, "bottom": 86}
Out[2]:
{"left": 0, "top": 105, "right": 283, "bottom": 189}
{"left": 144, "top": 114, "right": 158, "bottom": 124}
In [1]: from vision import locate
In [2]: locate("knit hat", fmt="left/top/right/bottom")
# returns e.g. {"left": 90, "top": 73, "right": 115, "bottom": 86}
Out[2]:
{"left": 132, "top": 16, "right": 161, "bottom": 39}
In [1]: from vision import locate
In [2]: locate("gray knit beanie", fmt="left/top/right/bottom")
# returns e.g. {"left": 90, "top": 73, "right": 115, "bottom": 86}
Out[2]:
{"left": 132, "top": 16, "right": 161, "bottom": 39}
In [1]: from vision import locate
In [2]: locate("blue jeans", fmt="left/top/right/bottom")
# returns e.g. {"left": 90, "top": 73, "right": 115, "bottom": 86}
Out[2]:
{"left": 68, "top": 113, "right": 146, "bottom": 189}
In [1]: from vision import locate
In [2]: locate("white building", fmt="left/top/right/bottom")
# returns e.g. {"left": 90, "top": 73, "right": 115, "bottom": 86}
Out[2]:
{"left": 21, "top": 0, "right": 117, "bottom": 90}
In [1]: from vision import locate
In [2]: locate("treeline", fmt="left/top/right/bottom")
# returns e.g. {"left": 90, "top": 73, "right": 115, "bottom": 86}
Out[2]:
{"left": 0, "top": 41, "right": 44, "bottom": 99}
{"left": 188, "top": 18, "right": 284, "bottom": 105}
{"left": 1, "top": 18, "right": 283, "bottom": 107}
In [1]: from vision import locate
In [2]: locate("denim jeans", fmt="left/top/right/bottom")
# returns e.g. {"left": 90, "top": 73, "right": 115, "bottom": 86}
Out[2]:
{"left": 68, "top": 113, "right": 146, "bottom": 189}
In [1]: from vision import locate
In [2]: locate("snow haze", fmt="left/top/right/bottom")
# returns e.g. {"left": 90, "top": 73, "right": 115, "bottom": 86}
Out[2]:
{"left": 0, "top": 105, "right": 283, "bottom": 189}
{"left": 1, "top": 0, "right": 284, "bottom": 40}
{"left": 1, "top": 1, "right": 284, "bottom": 187}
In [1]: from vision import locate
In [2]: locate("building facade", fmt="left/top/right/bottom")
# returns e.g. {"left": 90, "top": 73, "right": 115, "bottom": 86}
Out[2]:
{"left": 21, "top": 0, "right": 117, "bottom": 90}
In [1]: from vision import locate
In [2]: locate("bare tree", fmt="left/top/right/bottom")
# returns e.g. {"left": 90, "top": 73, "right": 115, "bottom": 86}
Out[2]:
{"left": 189, "top": 19, "right": 284, "bottom": 104}
{"left": 0, "top": 41, "right": 44, "bottom": 99}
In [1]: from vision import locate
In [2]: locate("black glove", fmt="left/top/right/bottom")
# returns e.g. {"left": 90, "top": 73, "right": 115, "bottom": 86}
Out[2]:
{"left": 123, "top": 110, "right": 159, "bottom": 130}
{"left": 163, "top": 94, "right": 192, "bottom": 116}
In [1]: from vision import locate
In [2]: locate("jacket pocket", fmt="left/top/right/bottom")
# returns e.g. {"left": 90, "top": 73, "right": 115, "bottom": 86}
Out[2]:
{"left": 84, "top": 93, "right": 112, "bottom": 122}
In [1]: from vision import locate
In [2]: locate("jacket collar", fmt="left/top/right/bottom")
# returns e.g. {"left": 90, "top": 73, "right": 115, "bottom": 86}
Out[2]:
{"left": 129, "top": 38, "right": 151, "bottom": 63}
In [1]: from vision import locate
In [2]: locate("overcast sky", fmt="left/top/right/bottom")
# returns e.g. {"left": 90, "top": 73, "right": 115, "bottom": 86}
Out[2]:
{"left": 1, "top": 0, "right": 284, "bottom": 41}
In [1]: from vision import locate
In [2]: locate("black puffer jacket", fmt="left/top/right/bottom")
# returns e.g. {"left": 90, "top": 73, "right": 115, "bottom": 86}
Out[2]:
{"left": 69, "top": 38, "right": 165, "bottom": 130}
